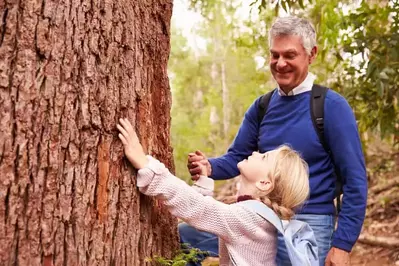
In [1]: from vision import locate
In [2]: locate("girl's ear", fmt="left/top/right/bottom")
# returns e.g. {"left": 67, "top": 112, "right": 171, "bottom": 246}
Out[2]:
{"left": 255, "top": 179, "right": 273, "bottom": 194}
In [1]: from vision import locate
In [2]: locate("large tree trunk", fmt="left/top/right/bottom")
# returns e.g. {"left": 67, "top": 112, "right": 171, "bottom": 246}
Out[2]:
{"left": 0, "top": 0, "right": 178, "bottom": 265}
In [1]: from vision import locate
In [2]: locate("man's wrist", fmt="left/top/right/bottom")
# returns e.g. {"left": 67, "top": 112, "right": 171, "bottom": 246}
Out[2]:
{"left": 332, "top": 238, "right": 353, "bottom": 252}
{"left": 207, "top": 161, "right": 212, "bottom": 176}
{"left": 331, "top": 247, "right": 349, "bottom": 253}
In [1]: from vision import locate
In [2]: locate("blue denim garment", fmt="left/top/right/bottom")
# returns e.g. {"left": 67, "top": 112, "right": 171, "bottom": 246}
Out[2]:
{"left": 276, "top": 214, "right": 335, "bottom": 266}
{"left": 178, "top": 214, "right": 334, "bottom": 266}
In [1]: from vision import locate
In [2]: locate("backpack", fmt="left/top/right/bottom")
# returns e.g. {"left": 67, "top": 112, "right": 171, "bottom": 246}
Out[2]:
{"left": 235, "top": 200, "right": 319, "bottom": 266}
{"left": 257, "top": 84, "right": 343, "bottom": 213}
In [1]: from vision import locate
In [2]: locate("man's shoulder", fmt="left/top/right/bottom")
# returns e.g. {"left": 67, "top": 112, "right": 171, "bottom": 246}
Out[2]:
{"left": 322, "top": 87, "right": 349, "bottom": 106}
{"left": 321, "top": 87, "right": 355, "bottom": 120}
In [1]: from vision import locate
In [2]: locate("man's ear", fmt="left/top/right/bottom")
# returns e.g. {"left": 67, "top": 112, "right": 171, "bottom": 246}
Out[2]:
{"left": 309, "top": 46, "right": 318, "bottom": 64}
{"left": 255, "top": 179, "right": 273, "bottom": 194}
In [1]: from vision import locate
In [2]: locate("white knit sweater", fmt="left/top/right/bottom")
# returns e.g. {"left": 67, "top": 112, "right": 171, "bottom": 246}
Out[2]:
{"left": 137, "top": 156, "right": 277, "bottom": 266}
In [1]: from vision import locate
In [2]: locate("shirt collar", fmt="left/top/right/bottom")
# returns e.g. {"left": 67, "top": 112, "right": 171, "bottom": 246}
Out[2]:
{"left": 237, "top": 195, "right": 254, "bottom": 202}
{"left": 277, "top": 72, "right": 316, "bottom": 96}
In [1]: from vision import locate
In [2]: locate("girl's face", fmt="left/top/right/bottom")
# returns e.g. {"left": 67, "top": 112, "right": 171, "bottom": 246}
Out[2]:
{"left": 237, "top": 151, "right": 277, "bottom": 195}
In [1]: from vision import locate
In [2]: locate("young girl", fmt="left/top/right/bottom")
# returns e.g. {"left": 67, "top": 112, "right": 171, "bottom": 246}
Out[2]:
{"left": 117, "top": 118, "right": 310, "bottom": 266}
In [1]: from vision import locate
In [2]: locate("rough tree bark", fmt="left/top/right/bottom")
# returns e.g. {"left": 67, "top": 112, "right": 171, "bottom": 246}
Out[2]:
{"left": 0, "top": 0, "right": 178, "bottom": 265}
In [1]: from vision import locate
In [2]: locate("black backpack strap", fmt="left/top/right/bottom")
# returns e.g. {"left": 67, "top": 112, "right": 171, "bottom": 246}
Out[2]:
{"left": 257, "top": 89, "right": 275, "bottom": 129}
{"left": 310, "top": 84, "right": 343, "bottom": 214}
{"left": 310, "top": 85, "right": 329, "bottom": 152}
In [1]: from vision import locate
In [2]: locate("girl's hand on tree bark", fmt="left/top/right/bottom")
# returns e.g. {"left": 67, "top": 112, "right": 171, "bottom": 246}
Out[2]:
{"left": 117, "top": 118, "right": 149, "bottom": 169}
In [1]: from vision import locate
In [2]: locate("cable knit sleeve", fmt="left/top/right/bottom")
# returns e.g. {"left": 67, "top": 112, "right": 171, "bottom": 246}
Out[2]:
{"left": 137, "top": 156, "right": 260, "bottom": 242}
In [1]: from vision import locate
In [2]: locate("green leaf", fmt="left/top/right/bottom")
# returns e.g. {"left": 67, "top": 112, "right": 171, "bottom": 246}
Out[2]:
{"left": 379, "top": 71, "right": 389, "bottom": 80}
{"left": 281, "top": 0, "right": 288, "bottom": 12}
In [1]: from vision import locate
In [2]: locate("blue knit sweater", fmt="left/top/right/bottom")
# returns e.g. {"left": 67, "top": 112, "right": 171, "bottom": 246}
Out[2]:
{"left": 209, "top": 89, "right": 367, "bottom": 252}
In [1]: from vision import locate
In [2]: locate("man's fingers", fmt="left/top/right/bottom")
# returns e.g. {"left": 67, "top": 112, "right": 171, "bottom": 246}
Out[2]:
{"left": 195, "top": 150, "right": 206, "bottom": 157}
{"left": 188, "top": 154, "right": 204, "bottom": 163}
{"left": 198, "top": 159, "right": 209, "bottom": 165}
{"left": 324, "top": 250, "right": 333, "bottom": 266}
{"left": 187, "top": 158, "right": 209, "bottom": 171}
{"left": 189, "top": 165, "right": 202, "bottom": 176}
{"left": 187, "top": 162, "right": 199, "bottom": 170}
{"left": 187, "top": 151, "right": 209, "bottom": 177}
{"left": 324, "top": 257, "right": 329, "bottom": 266}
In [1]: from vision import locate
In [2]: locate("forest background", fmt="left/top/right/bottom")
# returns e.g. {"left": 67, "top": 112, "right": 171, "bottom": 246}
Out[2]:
{"left": 169, "top": 0, "right": 399, "bottom": 265}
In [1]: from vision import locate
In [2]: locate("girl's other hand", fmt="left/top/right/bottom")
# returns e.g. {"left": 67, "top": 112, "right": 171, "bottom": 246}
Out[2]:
{"left": 117, "top": 118, "right": 148, "bottom": 169}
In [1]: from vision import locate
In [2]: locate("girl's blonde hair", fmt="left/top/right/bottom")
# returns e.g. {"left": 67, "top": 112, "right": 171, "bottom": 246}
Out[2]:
{"left": 258, "top": 145, "right": 310, "bottom": 220}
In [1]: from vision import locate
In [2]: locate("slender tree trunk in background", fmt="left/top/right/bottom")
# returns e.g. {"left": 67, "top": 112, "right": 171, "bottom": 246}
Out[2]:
{"left": 221, "top": 61, "right": 230, "bottom": 139}
{"left": 209, "top": 12, "right": 230, "bottom": 148}
{"left": 0, "top": 0, "right": 178, "bottom": 265}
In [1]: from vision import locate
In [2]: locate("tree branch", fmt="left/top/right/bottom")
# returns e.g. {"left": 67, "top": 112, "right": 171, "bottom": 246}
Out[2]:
{"left": 358, "top": 234, "right": 399, "bottom": 249}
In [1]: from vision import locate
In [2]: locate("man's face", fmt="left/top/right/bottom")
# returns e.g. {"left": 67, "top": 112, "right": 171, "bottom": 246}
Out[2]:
{"left": 269, "top": 35, "right": 316, "bottom": 92}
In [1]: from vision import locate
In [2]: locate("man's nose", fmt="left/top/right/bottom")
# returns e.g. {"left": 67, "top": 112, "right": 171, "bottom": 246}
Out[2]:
{"left": 276, "top": 57, "right": 287, "bottom": 68}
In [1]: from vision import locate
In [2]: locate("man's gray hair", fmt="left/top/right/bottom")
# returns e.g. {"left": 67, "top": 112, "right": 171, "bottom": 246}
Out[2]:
{"left": 269, "top": 16, "right": 317, "bottom": 55}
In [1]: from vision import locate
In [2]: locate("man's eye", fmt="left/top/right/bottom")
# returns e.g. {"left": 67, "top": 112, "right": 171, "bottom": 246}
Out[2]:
{"left": 271, "top": 53, "right": 279, "bottom": 59}
{"left": 286, "top": 54, "right": 296, "bottom": 59}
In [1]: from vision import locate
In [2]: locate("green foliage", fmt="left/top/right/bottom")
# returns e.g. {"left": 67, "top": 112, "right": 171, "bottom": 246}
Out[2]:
{"left": 169, "top": 1, "right": 274, "bottom": 178}
{"left": 338, "top": 1, "right": 399, "bottom": 140}
{"left": 189, "top": 0, "right": 217, "bottom": 16}
{"left": 170, "top": 0, "right": 398, "bottom": 181}
{"left": 146, "top": 245, "right": 208, "bottom": 266}
{"left": 179, "top": 0, "right": 398, "bottom": 151}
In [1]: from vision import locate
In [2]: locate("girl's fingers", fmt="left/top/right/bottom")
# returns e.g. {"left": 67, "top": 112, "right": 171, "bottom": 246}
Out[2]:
{"left": 122, "top": 118, "right": 134, "bottom": 134}
{"left": 119, "top": 118, "right": 129, "bottom": 131}
{"left": 199, "top": 159, "right": 209, "bottom": 165}
{"left": 118, "top": 133, "right": 128, "bottom": 145}
{"left": 118, "top": 118, "right": 139, "bottom": 143}
{"left": 117, "top": 124, "right": 129, "bottom": 138}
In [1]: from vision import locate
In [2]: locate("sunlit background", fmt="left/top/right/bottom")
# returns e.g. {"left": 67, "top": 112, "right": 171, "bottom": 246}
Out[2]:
{"left": 167, "top": 0, "right": 399, "bottom": 264}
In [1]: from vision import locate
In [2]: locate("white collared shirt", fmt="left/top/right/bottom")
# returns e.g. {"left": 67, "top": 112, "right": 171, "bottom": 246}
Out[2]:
{"left": 277, "top": 72, "right": 316, "bottom": 96}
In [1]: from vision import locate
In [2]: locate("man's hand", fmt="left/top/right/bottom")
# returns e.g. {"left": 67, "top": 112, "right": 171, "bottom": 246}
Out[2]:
{"left": 325, "top": 247, "right": 351, "bottom": 266}
{"left": 117, "top": 118, "right": 149, "bottom": 169}
{"left": 187, "top": 150, "right": 212, "bottom": 181}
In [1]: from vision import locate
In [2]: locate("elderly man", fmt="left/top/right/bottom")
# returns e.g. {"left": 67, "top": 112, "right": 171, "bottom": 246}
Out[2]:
{"left": 181, "top": 16, "right": 367, "bottom": 266}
